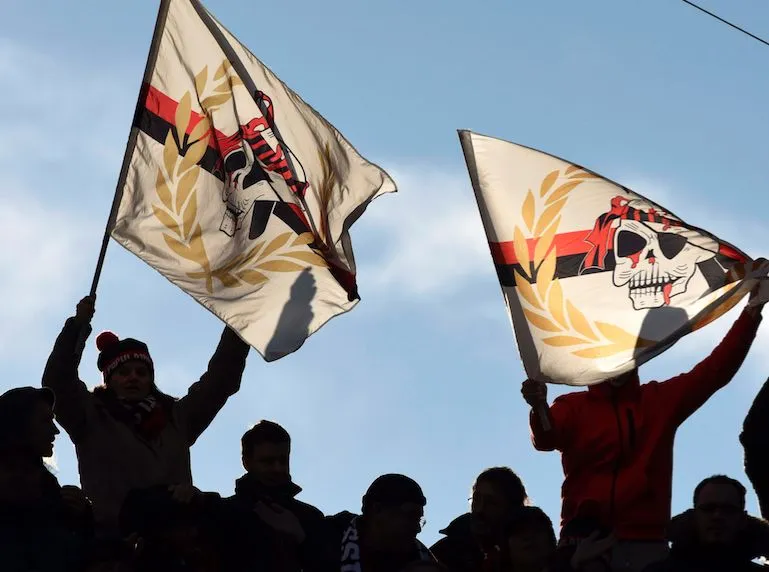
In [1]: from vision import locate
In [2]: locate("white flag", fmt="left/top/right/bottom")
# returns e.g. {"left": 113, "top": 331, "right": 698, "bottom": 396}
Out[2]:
{"left": 459, "top": 130, "right": 768, "bottom": 386}
{"left": 111, "top": 0, "right": 395, "bottom": 361}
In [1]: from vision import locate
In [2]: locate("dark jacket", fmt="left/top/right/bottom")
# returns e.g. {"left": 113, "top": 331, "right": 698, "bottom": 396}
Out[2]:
{"left": 216, "top": 474, "right": 325, "bottom": 572}
{"left": 42, "top": 317, "right": 249, "bottom": 532}
{"left": 430, "top": 513, "right": 504, "bottom": 572}
{"left": 531, "top": 310, "right": 762, "bottom": 540}
{"left": 317, "top": 511, "right": 434, "bottom": 572}
{"left": 0, "top": 466, "right": 93, "bottom": 572}
{"left": 643, "top": 509, "right": 769, "bottom": 572}
{"left": 741, "top": 376, "right": 769, "bottom": 519}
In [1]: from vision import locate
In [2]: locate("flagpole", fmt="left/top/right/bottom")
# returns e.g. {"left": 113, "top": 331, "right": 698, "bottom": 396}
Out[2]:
{"left": 188, "top": 0, "right": 325, "bottom": 244}
{"left": 88, "top": 0, "right": 172, "bottom": 297}
{"left": 457, "top": 130, "right": 553, "bottom": 431}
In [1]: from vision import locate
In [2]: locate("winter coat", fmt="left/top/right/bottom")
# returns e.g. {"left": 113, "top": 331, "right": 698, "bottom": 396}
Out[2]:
{"left": 215, "top": 474, "right": 325, "bottom": 572}
{"left": 42, "top": 317, "right": 249, "bottom": 532}
{"left": 0, "top": 466, "right": 93, "bottom": 572}
{"left": 642, "top": 509, "right": 769, "bottom": 572}
{"left": 430, "top": 513, "right": 504, "bottom": 572}
{"left": 531, "top": 310, "right": 762, "bottom": 541}
{"left": 741, "top": 376, "right": 769, "bottom": 519}
{"left": 316, "top": 511, "right": 435, "bottom": 572}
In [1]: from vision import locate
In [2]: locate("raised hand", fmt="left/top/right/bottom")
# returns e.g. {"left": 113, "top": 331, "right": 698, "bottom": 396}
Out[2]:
{"left": 254, "top": 501, "right": 306, "bottom": 544}
{"left": 74, "top": 295, "right": 96, "bottom": 326}
{"left": 521, "top": 378, "right": 548, "bottom": 408}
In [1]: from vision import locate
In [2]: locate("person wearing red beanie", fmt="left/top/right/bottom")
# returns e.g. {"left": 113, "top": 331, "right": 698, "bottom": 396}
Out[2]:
{"left": 42, "top": 295, "right": 250, "bottom": 536}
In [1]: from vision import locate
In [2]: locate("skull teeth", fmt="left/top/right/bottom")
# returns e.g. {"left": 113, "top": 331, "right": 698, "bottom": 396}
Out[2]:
{"left": 629, "top": 273, "right": 678, "bottom": 291}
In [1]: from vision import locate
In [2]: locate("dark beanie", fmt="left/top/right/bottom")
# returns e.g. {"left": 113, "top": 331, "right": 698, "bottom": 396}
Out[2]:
{"left": 0, "top": 387, "right": 55, "bottom": 448}
{"left": 96, "top": 331, "right": 153, "bottom": 381}
{"left": 362, "top": 474, "right": 426, "bottom": 513}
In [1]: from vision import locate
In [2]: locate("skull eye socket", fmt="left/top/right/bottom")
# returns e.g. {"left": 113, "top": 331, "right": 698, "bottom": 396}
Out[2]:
{"left": 224, "top": 150, "right": 247, "bottom": 173}
{"left": 616, "top": 230, "right": 647, "bottom": 258}
{"left": 658, "top": 232, "right": 687, "bottom": 259}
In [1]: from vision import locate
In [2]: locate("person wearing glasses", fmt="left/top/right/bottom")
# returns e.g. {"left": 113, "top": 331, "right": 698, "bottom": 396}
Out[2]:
{"left": 642, "top": 475, "right": 768, "bottom": 572}
{"left": 320, "top": 473, "right": 435, "bottom": 571}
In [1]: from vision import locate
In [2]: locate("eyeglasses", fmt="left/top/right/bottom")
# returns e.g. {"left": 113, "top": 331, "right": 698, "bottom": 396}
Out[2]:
{"left": 388, "top": 506, "right": 426, "bottom": 530}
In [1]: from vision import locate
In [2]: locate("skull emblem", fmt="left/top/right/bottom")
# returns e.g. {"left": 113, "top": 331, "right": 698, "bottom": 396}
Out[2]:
{"left": 219, "top": 140, "right": 272, "bottom": 237}
{"left": 612, "top": 219, "right": 716, "bottom": 310}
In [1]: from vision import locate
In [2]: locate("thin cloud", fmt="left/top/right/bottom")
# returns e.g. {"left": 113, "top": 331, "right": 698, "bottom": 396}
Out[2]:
{"left": 357, "top": 165, "right": 491, "bottom": 297}
{"left": 0, "top": 183, "right": 95, "bottom": 358}
{"left": 0, "top": 38, "right": 134, "bottom": 168}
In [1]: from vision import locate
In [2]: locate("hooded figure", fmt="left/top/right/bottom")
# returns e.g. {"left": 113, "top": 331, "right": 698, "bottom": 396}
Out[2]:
{"left": 42, "top": 295, "right": 250, "bottom": 534}
{"left": 740, "top": 376, "right": 769, "bottom": 519}
{"left": 0, "top": 386, "right": 93, "bottom": 571}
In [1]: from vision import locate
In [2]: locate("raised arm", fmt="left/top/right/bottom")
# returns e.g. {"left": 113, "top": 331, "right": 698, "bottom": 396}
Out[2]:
{"left": 41, "top": 296, "right": 96, "bottom": 442}
{"left": 658, "top": 290, "right": 764, "bottom": 425}
{"left": 522, "top": 379, "right": 573, "bottom": 452}
{"left": 176, "top": 326, "right": 250, "bottom": 445}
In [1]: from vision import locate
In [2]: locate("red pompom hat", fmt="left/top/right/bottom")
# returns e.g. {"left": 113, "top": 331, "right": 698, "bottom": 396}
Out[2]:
{"left": 95, "top": 331, "right": 154, "bottom": 381}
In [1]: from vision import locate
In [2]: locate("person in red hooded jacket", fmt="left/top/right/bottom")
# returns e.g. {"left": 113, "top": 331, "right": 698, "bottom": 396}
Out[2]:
{"left": 521, "top": 287, "right": 764, "bottom": 572}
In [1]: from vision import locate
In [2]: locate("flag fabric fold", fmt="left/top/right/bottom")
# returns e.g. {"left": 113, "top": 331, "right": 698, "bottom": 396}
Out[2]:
{"left": 459, "top": 130, "right": 767, "bottom": 386}
{"left": 111, "top": 0, "right": 395, "bottom": 361}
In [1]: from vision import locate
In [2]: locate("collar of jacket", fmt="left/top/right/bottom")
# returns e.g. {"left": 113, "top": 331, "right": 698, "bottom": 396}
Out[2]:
{"left": 234, "top": 472, "right": 302, "bottom": 504}
{"left": 587, "top": 371, "right": 642, "bottom": 401}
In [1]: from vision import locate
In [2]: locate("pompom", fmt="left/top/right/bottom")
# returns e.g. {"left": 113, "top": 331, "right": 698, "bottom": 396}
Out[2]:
{"left": 96, "top": 331, "right": 120, "bottom": 352}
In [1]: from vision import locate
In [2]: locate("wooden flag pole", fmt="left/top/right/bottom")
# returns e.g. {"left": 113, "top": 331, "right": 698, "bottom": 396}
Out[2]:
{"left": 87, "top": 0, "right": 172, "bottom": 298}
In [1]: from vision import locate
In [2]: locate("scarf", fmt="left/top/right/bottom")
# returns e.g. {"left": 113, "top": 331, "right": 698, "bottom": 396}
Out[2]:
{"left": 341, "top": 516, "right": 432, "bottom": 572}
{"left": 119, "top": 394, "right": 168, "bottom": 441}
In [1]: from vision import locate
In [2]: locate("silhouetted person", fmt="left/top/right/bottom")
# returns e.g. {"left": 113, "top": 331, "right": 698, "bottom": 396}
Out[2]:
{"left": 504, "top": 506, "right": 556, "bottom": 572}
{"left": 740, "top": 376, "right": 769, "bottom": 519}
{"left": 551, "top": 502, "right": 615, "bottom": 572}
{"left": 119, "top": 484, "right": 223, "bottom": 572}
{"left": 42, "top": 295, "right": 250, "bottom": 534}
{"left": 217, "top": 420, "right": 325, "bottom": 571}
{"left": 644, "top": 475, "right": 769, "bottom": 572}
{"left": 84, "top": 537, "right": 136, "bottom": 572}
{"left": 522, "top": 289, "right": 765, "bottom": 572}
{"left": 431, "top": 467, "right": 528, "bottom": 572}
{"left": 0, "top": 386, "right": 93, "bottom": 571}
{"left": 321, "top": 473, "right": 435, "bottom": 571}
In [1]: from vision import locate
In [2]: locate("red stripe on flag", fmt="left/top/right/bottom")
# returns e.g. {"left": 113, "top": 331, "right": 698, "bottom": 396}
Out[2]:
{"left": 144, "top": 84, "right": 225, "bottom": 151}
{"left": 490, "top": 230, "right": 592, "bottom": 265}
{"left": 490, "top": 230, "right": 749, "bottom": 266}
{"left": 718, "top": 243, "right": 748, "bottom": 263}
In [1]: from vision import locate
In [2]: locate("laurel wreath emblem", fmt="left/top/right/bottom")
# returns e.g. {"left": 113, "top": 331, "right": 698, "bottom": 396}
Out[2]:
{"left": 151, "top": 61, "right": 328, "bottom": 294}
{"left": 514, "top": 166, "right": 654, "bottom": 358}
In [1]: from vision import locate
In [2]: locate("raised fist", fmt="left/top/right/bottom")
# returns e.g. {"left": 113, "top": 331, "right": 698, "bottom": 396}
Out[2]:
{"left": 74, "top": 295, "right": 96, "bottom": 326}
{"left": 521, "top": 379, "right": 548, "bottom": 408}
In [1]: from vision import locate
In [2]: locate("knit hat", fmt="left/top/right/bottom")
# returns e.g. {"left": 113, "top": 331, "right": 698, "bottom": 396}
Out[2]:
{"left": 362, "top": 474, "right": 426, "bottom": 513}
{"left": 96, "top": 331, "right": 154, "bottom": 381}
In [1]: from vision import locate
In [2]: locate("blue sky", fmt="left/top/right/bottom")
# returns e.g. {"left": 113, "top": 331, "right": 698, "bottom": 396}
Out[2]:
{"left": 1, "top": 0, "right": 768, "bottom": 544}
